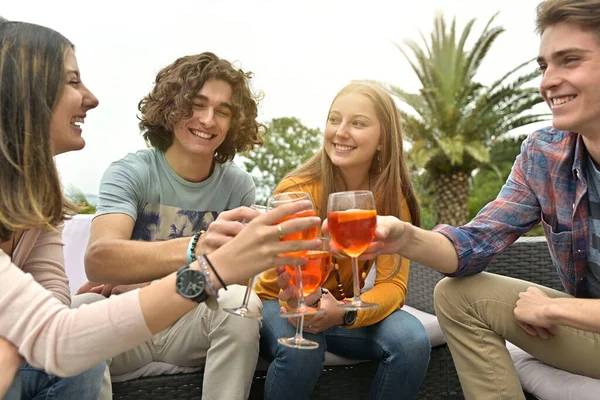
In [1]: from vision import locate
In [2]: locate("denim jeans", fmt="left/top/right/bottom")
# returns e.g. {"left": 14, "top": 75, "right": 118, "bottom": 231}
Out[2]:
{"left": 259, "top": 299, "right": 431, "bottom": 400}
{"left": 5, "top": 362, "right": 105, "bottom": 400}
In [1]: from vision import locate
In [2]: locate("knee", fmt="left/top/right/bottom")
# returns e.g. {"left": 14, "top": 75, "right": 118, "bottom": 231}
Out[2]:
{"left": 433, "top": 276, "right": 469, "bottom": 314}
{"left": 274, "top": 341, "right": 325, "bottom": 371}
{"left": 216, "top": 284, "right": 262, "bottom": 312}
{"left": 395, "top": 315, "right": 431, "bottom": 359}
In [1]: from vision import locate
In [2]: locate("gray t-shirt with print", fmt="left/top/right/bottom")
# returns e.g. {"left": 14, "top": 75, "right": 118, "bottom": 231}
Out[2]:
{"left": 95, "top": 148, "right": 255, "bottom": 242}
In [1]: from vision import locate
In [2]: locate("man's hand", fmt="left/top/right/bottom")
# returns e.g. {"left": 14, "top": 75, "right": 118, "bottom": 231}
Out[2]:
{"left": 195, "top": 207, "right": 259, "bottom": 255}
{"left": 284, "top": 291, "right": 345, "bottom": 334}
{"left": 323, "top": 215, "right": 408, "bottom": 260}
{"left": 76, "top": 281, "right": 150, "bottom": 297}
{"left": 0, "top": 337, "right": 22, "bottom": 398}
{"left": 514, "top": 287, "right": 557, "bottom": 339}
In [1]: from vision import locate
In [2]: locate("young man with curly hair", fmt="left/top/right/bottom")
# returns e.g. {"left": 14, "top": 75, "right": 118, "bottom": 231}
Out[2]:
{"left": 80, "top": 52, "right": 266, "bottom": 399}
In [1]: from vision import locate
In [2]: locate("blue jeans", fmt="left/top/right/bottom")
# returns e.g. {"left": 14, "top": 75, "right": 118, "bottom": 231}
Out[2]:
{"left": 259, "top": 299, "right": 431, "bottom": 400}
{"left": 5, "top": 362, "right": 104, "bottom": 400}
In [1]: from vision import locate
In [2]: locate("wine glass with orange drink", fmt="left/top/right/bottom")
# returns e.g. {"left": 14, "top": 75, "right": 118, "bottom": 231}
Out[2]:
{"left": 327, "top": 190, "right": 378, "bottom": 310}
{"left": 223, "top": 204, "right": 268, "bottom": 320}
{"left": 278, "top": 236, "right": 333, "bottom": 349}
{"left": 267, "top": 192, "right": 321, "bottom": 318}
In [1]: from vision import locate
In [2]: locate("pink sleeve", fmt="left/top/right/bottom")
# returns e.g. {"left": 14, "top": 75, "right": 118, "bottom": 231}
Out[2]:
{"left": 0, "top": 250, "right": 152, "bottom": 377}
{"left": 20, "top": 226, "right": 71, "bottom": 306}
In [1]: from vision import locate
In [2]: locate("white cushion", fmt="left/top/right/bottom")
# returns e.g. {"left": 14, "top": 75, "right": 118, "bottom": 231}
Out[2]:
{"left": 63, "top": 214, "right": 94, "bottom": 294}
{"left": 402, "top": 305, "right": 446, "bottom": 347}
{"left": 506, "top": 342, "right": 600, "bottom": 400}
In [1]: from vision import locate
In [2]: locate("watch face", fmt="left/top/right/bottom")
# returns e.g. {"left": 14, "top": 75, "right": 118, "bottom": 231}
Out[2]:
{"left": 176, "top": 268, "right": 205, "bottom": 299}
{"left": 344, "top": 310, "right": 357, "bottom": 325}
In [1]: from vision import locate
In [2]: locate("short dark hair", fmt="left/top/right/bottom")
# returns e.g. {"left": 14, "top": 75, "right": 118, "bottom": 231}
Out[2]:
{"left": 138, "top": 52, "right": 265, "bottom": 163}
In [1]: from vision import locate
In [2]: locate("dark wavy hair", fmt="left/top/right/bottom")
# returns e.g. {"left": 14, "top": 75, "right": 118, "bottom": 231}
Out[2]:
{"left": 0, "top": 18, "right": 78, "bottom": 241}
{"left": 138, "top": 52, "right": 265, "bottom": 163}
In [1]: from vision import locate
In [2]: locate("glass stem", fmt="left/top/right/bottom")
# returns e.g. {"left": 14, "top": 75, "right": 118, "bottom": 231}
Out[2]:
{"left": 295, "top": 314, "right": 305, "bottom": 341}
{"left": 351, "top": 256, "right": 361, "bottom": 303}
{"left": 295, "top": 264, "right": 307, "bottom": 309}
{"left": 240, "top": 275, "right": 256, "bottom": 309}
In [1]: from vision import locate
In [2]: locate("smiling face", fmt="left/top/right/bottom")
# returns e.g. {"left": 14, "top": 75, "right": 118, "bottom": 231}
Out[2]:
{"left": 49, "top": 48, "right": 99, "bottom": 155}
{"left": 170, "top": 78, "right": 233, "bottom": 160}
{"left": 324, "top": 92, "right": 382, "bottom": 174}
{"left": 538, "top": 22, "right": 600, "bottom": 137}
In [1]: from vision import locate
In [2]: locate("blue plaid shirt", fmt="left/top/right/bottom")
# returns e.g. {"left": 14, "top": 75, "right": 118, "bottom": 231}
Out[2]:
{"left": 435, "top": 126, "right": 589, "bottom": 297}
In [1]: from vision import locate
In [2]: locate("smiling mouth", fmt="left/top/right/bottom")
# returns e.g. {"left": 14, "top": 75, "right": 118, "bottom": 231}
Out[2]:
{"left": 551, "top": 95, "right": 576, "bottom": 107}
{"left": 70, "top": 117, "right": 85, "bottom": 129}
{"left": 189, "top": 128, "right": 216, "bottom": 139}
{"left": 334, "top": 143, "right": 355, "bottom": 152}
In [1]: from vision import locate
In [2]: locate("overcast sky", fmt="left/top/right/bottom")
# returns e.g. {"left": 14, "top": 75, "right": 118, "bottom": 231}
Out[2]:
{"left": 5, "top": 0, "right": 549, "bottom": 195}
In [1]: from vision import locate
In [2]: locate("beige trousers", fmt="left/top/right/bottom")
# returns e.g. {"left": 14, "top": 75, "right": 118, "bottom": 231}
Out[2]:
{"left": 73, "top": 284, "right": 262, "bottom": 400}
{"left": 433, "top": 272, "right": 600, "bottom": 400}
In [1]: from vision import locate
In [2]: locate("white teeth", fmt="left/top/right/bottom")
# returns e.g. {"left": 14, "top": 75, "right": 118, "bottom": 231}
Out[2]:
{"left": 190, "top": 129, "right": 213, "bottom": 139}
{"left": 334, "top": 144, "right": 354, "bottom": 152}
{"left": 71, "top": 117, "right": 84, "bottom": 126}
{"left": 552, "top": 96, "right": 575, "bottom": 106}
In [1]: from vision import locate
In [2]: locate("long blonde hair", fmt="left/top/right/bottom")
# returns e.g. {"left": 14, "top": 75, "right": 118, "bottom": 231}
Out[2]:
{"left": 0, "top": 19, "right": 78, "bottom": 241}
{"left": 281, "top": 81, "right": 421, "bottom": 227}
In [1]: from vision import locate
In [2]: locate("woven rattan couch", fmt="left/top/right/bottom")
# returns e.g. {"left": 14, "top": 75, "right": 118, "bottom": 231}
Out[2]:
{"left": 112, "top": 236, "right": 565, "bottom": 399}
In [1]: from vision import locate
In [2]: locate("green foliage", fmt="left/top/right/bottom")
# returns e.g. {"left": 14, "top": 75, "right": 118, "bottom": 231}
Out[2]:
{"left": 383, "top": 12, "right": 549, "bottom": 226}
{"left": 65, "top": 186, "right": 97, "bottom": 214}
{"left": 388, "top": 12, "right": 547, "bottom": 177}
{"left": 242, "top": 117, "right": 322, "bottom": 203}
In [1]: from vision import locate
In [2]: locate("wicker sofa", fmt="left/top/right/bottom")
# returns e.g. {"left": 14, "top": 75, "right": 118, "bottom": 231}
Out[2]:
{"left": 109, "top": 236, "right": 557, "bottom": 400}
{"left": 62, "top": 217, "right": 596, "bottom": 399}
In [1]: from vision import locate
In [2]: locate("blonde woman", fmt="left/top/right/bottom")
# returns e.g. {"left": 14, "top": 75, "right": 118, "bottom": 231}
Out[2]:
{"left": 254, "top": 82, "right": 430, "bottom": 400}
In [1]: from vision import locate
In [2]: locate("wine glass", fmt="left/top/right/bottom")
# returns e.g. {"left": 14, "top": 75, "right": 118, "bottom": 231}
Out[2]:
{"left": 327, "top": 190, "right": 378, "bottom": 310}
{"left": 278, "top": 236, "right": 332, "bottom": 350}
{"left": 223, "top": 204, "right": 268, "bottom": 320}
{"left": 267, "top": 192, "right": 321, "bottom": 318}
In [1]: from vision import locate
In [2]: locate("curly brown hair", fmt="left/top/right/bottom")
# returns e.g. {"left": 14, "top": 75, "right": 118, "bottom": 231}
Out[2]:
{"left": 138, "top": 52, "right": 265, "bottom": 163}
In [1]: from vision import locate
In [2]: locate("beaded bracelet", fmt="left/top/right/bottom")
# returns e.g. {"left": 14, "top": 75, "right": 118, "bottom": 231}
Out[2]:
{"left": 197, "top": 256, "right": 219, "bottom": 299}
{"left": 186, "top": 230, "right": 204, "bottom": 263}
{"left": 203, "top": 254, "right": 227, "bottom": 291}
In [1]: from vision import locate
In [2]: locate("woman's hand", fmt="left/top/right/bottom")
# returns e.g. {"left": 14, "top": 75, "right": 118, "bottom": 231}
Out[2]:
{"left": 0, "top": 337, "right": 22, "bottom": 398}
{"left": 323, "top": 215, "right": 409, "bottom": 260}
{"left": 283, "top": 291, "right": 345, "bottom": 334}
{"left": 276, "top": 265, "right": 323, "bottom": 309}
{"left": 210, "top": 200, "right": 322, "bottom": 286}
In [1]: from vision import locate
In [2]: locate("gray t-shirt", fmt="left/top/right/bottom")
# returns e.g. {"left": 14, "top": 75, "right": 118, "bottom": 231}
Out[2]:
{"left": 96, "top": 148, "right": 255, "bottom": 242}
{"left": 584, "top": 152, "right": 600, "bottom": 298}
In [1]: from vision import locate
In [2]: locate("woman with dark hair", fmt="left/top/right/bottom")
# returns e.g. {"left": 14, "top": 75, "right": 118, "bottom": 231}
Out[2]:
{"left": 0, "top": 19, "right": 320, "bottom": 399}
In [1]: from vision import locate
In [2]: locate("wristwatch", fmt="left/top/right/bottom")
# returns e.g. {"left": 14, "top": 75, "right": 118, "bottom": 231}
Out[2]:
{"left": 343, "top": 310, "right": 358, "bottom": 326}
{"left": 176, "top": 264, "right": 208, "bottom": 303}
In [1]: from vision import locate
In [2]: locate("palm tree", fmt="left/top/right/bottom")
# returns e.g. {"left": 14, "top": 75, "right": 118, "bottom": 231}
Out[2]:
{"left": 386, "top": 12, "right": 548, "bottom": 226}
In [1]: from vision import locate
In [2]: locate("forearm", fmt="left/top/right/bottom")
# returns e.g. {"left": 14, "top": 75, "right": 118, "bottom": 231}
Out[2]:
{"left": 402, "top": 225, "right": 459, "bottom": 274}
{"left": 548, "top": 298, "right": 600, "bottom": 333}
{"left": 85, "top": 237, "right": 189, "bottom": 284}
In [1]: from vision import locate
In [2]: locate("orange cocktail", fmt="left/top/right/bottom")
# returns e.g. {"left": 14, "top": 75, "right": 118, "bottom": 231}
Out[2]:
{"left": 327, "top": 209, "right": 377, "bottom": 257}
{"left": 286, "top": 250, "right": 331, "bottom": 296}
{"left": 278, "top": 209, "right": 318, "bottom": 257}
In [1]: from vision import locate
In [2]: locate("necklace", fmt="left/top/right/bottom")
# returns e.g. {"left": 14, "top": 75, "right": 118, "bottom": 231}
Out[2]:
{"left": 332, "top": 257, "right": 370, "bottom": 299}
